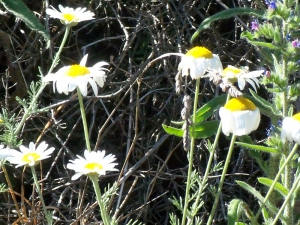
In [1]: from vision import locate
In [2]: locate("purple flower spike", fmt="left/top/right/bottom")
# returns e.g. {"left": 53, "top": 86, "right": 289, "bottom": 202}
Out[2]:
{"left": 251, "top": 20, "right": 259, "bottom": 31}
{"left": 266, "top": 0, "right": 276, "bottom": 10}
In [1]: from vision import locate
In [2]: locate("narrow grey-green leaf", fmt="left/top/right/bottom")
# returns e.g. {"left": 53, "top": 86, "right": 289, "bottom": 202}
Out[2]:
{"left": 245, "top": 90, "right": 282, "bottom": 120}
{"left": 258, "top": 177, "right": 288, "bottom": 197}
{"left": 235, "top": 142, "right": 281, "bottom": 153}
{"left": 191, "top": 8, "right": 264, "bottom": 42}
{"left": 1, "top": 0, "right": 50, "bottom": 47}
{"left": 246, "top": 40, "right": 281, "bottom": 50}
{"left": 236, "top": 181, "right": 279, "bottom": 215}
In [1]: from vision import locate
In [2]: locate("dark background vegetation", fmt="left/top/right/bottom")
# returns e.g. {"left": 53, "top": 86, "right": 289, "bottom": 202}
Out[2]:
{"left": 0, "top": 0, "right": 267, "bottom": 224}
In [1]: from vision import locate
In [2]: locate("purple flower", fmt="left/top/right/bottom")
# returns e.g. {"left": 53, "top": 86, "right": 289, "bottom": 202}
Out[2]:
{"left": 251, "top": 20, "right": 259, "bottom": 31}
{"left": 266, "top": 124, "right": 275, "bottom": 137}
{"left": 292, "top": 40, "right": 300, "bottom": 48}
{"left": 266, "top": 0, "right": 276, "bottom": 10}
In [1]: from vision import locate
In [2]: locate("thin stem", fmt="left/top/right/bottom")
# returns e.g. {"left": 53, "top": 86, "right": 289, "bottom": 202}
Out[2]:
{"left": 77, "top": 88, "right": 91, "bottom": 152}
{"left": 253, "top": 143, "right": 299, "bottom": 221}
{"left": 15, "top": 26, "right": 71, "bottom": 135}
{"left": 181, "top": 78, "right": 200, "bottom": 225}
{"left": 188, "top": 94, "right": 230, "bottom": 225}
{"left": 30, "top": 166, "right": 52, "bottom": 225}
{"left": 207, "top": 134, "right": 237, "bottom": 225}
{"left": 90, "top": 175, "right": 112, "bottom": 225}
{"left": 272, "top": 172, "right": 300, "bottom": 225}
{"left": 2, "top": 165, "right": 23, "bottom": 224}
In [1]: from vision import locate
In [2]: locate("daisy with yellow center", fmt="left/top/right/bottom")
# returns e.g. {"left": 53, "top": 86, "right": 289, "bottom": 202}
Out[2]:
{"left": 43, "top": 54, "right": 108, "bottom": 96}
{"left": 46, "top": 5, "right": 95, "bottom": 26}
{"left": 6, "top": 142, "right": 55, "bottom": 167}
{"left": 222, "top": 65, "right": 263, "bottom": 92}
{"left": 178, "top": 46, "right": 223, "bottom": 79}
{"left": 219, "top": 97, "right": 260, "bottom": 136}
{"left": 281, "top": 113, "right": 300, "bottom": 144}
{"left": 66, "top": 150, "right": 118, "bottom": 180}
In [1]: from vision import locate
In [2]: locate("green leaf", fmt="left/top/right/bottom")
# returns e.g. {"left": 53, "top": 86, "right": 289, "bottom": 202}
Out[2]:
{"left": 235, "top": 142, "right": 281, "bottom": 154}
{"left": 236, "top": 181, "right": 279, "bottom": 215}
{"left": 228, "top": 199, "right": 245, "bottom": 225}
{"left": 191, "top": 8, "right": 264, "bottom": 42}
{"left": 246, "top": 40, "right": 281, "bottom": 50}
{"left": 0, "top": 0, "right": 50, "bottom": 47}
{"left": 171, "top": 94, "right": 227, "bottom": 126}
{"left": 193, "top": 120, "right": 220, "bottom": 138}
{"left": 245, "top": 90, "right": 282, "bottom": 121}
{"left": 162, "top": 124, "right": 183, "bottom": 137}
{"left": 162, "top": 121, "right": 220, "bottom": 139}
{"left": 195, "top": 94, "right": 227, "bottom": 123}
{"left": 257, "top": 177, "right": 288, "bottom": 197}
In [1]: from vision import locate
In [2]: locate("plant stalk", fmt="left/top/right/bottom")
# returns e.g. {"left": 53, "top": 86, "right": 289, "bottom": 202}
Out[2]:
{"left": 77, "top": 88, "right": 91, "bottom": 152}
{"left": 181, "top": 78, "right": 200, "bottom": 225}
{"left": 207, "top": 134, "right": 237, "bottom": 225}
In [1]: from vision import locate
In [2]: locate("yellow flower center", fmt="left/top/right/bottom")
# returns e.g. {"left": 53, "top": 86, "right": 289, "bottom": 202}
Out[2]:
{"left": 66, "top": 65, "right": 90, "bottom": 77}
{"left": 292, "top": 112, "right": 300, "bottom": 121}
{"left": 185, "top": 46, "right": 213, "bottom": 59}
{"left": 224, "top": 97, "right": 256, "bottom": 111}
{"left": 62, "top": 13, "right": 76, "bottom": 22}
{"left": 22, "top": 153, "right": 40, "bottom": 163}
{"left": 223, "top": 66, "right": 242, "bottom": 77}
{"left": 85, "top": 162, "right": 103, "bottom": 170}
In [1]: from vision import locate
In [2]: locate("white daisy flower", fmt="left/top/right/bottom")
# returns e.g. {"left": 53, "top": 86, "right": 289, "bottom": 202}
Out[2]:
{"left": 0, "top": 145, "right": 11, "bottom": 164}
{"left": 219, "top": 97, "right": 260, "bottom": 136}
{"left": 178, "top": 46, "right": 223, "bottom": 79}
{"left": 151, "top": 46, "right": 223, "bottom": 80}
{"left": 222, "top": 65, "right": 263, "bottom": 92}
{"left": 67, "top": 150, "right": 118, "bottom": 180}
{"left": 281, "top": 113, "right": 300, "bottom": 144}
{"left": 6, "top": 142, "right": 55, "bottom": 167}
{"left": 43, "top": 54, "right": 108, "bottom": 96}
{"left": 46, "top": 5, "right": 95, "bottom": 26}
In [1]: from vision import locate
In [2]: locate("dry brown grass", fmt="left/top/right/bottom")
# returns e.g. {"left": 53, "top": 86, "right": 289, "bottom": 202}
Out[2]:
{"left": 0, "top": 0, "right": 265, "bottom": 224}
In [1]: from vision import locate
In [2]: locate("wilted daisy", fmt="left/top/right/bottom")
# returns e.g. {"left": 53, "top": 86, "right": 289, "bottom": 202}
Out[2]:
{"left": 67, "top": 150, "right": 118, "bottom": 180}
{"left": 43, "top": 54, "right": 108, "bottom": 96}
{"left": 178, "top": 46, "right": 223, "bottom": 79}
{"left": 281, "top": 113, "right": 300, "bottom": 144}
{"left": 6, "top": 142, "right": 55, "bottom": 167}
{"left": 46, "top": 5, "right": 95, "bottom": 26}
{"left": 221, "top": 65, "right": 263, "bottom": 92}
{"left": 219, "top": 97, "right": 260, "bottom": 136}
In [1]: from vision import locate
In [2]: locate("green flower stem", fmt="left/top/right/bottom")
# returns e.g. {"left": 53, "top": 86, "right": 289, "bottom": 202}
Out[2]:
{"left": 30, "top": 166, "right": 52, "bottom": 225}
{"left": 181, "top": 78, "right": 200, "bottom": 225}
{"left": 15, "top": 26, "right": 71, "bottom": 136}
{"left": 272, "top": 169, "right": 300, "bottom": 225}
{"left": 207, "top": 134, "right": 237, "bottom": 225}
{"left": 187, "top": 94, "right": 230, "bottom": 225}
{"left": 77, "top": 88, "right": 91, "bottom": 152}
{"left": 90, "top": 175, "right": 112, "bottom": 225}
{"left": 253, "top": 143, "right": 299, "bottom": 221}
{"left": 284, "top": 144, "right": 293, "bottom": 224}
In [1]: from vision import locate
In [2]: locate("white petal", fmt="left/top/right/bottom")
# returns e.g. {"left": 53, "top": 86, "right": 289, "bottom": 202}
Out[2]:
{"left": 80, "top": 54, "right": 88, "bottom": 66}
{"left": 238, "top": 78, "right": 246, "bottom": 90}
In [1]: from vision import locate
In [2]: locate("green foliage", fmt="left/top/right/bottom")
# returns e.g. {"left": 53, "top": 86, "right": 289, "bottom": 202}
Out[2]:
{"left": 163, "top": 121, "right": 220, "bottom": 138}
{"left": 0, "top": 0, "right": 50, "bottom": 47}
{"left": 235, "top": 142, "right": 281, "bottom": 154}
{"left": 258, "top": 177, "right": 288, "bottom": 197}
{"left": 191, "top": 8, "right": 264, "bottom": 42}
{"left": 228, "top": 199, "right": 254, "bottom": 225}
{"left": 236, "top": 181, "right": 279, "bottom": 216}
